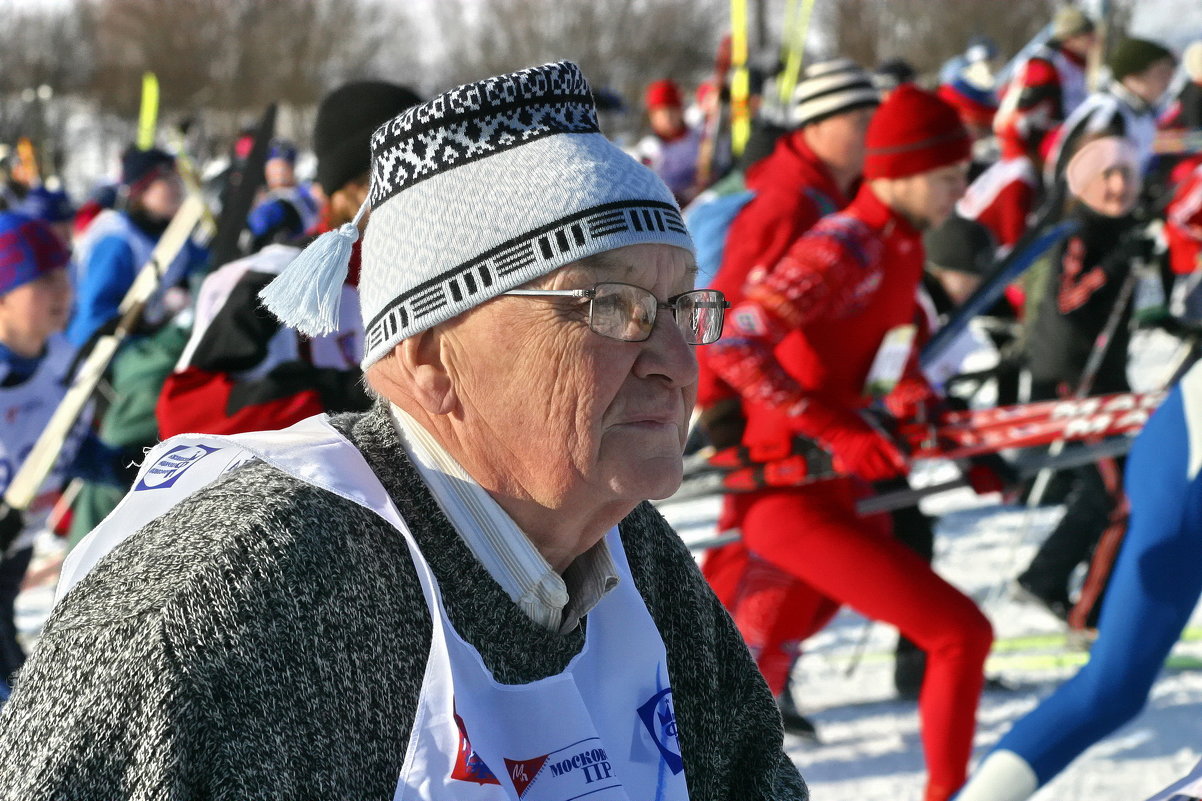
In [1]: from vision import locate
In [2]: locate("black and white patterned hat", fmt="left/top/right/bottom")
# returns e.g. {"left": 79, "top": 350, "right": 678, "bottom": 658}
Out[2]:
{"left": 789, "top": 58, "right": 879, "bottom": 129}
{"left": 260, "top": 60, "right": 694, "bottom": 369}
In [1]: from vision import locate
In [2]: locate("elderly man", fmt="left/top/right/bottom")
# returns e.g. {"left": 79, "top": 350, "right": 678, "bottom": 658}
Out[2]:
{"left": 0, "top": 62, "right": 806, "bottom": 801}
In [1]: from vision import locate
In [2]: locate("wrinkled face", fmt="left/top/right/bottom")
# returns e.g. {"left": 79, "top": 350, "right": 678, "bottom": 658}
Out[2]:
{"left": 0, "top": 267, "right": 72, "bottom": 351}
{"left": 138, "top": 171, "right": 184, "bottom": 221}
{"left": 893, "top": 161, "right": 969, "bottom": 230}
{"left": 1124, "top": 59, "right": 1176, "bottom": 105}
{"left": 1078, "top": 164, "right": 1140, "bottom": 217}
{"left": 440, "top": 243, "right": 699, "bottom": 508}
{"left": 804, "top": 106, "right": 875, "bottom": 178}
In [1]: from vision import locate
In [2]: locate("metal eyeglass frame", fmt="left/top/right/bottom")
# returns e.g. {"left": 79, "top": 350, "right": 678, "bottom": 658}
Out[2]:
{"left": 502, "top": 281, "right": 730, "bottom": 345}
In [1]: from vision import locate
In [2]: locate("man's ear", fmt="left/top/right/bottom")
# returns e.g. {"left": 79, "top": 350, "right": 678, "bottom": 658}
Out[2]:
{"left": 396, "top": 328, "right": 457, "bottom": 416}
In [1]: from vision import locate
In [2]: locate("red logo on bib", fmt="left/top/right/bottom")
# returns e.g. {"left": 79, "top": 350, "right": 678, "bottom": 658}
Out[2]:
{"left": 504, "top": 755, "right": 550, "bottom": 798}
{"left": 450, "top": 710, "right": 500, "bottom": 785}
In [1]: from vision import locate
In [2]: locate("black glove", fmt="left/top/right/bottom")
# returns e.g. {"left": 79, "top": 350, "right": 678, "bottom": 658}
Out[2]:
{"left": 0, "top": 504, "right": 26, "bottom": 553}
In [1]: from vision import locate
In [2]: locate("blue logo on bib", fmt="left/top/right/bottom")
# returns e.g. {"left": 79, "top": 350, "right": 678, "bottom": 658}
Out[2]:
{"left": 135, "top": 444, "right": 221, "bottom": 491}
{"left": 638, "top": 687, "right": 684, "bottom": 775}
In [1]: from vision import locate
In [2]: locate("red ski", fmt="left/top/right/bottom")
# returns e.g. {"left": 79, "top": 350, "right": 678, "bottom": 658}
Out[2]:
{"left": 917, "top": 389, "right": 1165, "bottom": 433}
{"left": 673, "top": 390, "right": 1165, "bottom": 500}
{"left": 906, "top": 390, "right": 1164, "bottom": 460}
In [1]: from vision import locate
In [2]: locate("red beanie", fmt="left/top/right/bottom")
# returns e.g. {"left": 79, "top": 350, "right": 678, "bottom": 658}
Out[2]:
{"left": 864, "top": 84, "right": 971, "bottom": 179}
{"left": 645, "top": 79, "right": 683, "bottom": 110}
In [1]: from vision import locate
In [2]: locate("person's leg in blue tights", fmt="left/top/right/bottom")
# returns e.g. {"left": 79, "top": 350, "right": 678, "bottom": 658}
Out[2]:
{"left": 957, "top": 372, "right": 1202, "bottom": 801}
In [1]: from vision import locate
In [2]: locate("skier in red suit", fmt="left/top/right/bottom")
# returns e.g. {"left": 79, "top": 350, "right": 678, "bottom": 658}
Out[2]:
{"left": 960, "top": 7, "right": 1095, "bottom": 254}
{"left": 957, "top": 154, "right": 1039, "bottom": 251}
{"left": 693, "top": 61, "right": 879, "bottom": 730}
{"left": 698, "top": 58, "right": 879, "bottom": 443}
{"left": 994, "top": 7, "right": 1095, "bottom": 168}
{"left": 1166, "top": 157, "right": 1202, "bottom": 320}
{"left": 708, "top": 84, "right": 993, "bottom": 801}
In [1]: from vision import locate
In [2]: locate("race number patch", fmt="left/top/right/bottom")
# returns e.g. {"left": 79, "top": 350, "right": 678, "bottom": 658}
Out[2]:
{"left": 504, "top": 739, "right": 619, "bottom": 800}
{"left": 135, "top": 444, "right": 221, "bottom": 491}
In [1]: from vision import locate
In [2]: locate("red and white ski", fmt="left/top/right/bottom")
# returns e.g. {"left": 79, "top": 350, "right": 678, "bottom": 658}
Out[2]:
{"left": 669, "top": 390, "right": 1164, "bottom": 503}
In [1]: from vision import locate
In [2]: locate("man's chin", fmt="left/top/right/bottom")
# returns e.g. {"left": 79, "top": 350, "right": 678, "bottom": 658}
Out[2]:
{"left": 607, "top": 456, "right": 684, "bottom": 502}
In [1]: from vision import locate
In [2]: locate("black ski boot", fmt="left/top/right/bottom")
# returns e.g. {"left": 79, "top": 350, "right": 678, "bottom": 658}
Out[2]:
{"left": 1012, "top": 574, "right": 1072, "bottom": 623}
{"left": 777, "top": 691, "right": 819, "bottom": 742}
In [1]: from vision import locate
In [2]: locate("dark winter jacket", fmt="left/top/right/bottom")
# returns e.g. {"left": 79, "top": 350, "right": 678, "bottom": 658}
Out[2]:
{"left": 1026, "top": 206, "right": 1139, "bottom": 396}
{"left": 0, "top": 401, "right": 806, "bottom": 801}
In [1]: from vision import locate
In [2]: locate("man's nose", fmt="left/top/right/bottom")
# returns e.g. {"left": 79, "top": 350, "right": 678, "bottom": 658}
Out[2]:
{"left": 634, "top": 312, "right": 699, "bottom": 387}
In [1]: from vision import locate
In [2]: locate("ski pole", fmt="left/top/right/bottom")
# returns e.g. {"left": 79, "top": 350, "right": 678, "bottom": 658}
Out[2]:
{"left": 843, "top": 617, "right": 875, "bottom": 679}
{"left": 45, "top": 478, "right": 83, "bottom": 534}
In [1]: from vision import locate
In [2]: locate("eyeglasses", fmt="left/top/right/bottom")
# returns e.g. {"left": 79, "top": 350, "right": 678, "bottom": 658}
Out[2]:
{"left": 503, "top": 282, "right": 730, "bottom": 345}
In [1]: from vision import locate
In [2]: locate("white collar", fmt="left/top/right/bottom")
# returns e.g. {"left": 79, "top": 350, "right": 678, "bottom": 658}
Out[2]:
{"left": 387, "top": 403, "right": 619, "bottom": 633}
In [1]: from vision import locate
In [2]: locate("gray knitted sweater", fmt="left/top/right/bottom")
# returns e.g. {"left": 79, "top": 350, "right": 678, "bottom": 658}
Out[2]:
{"left": 0, "top": 402, "right": 807, "bottom": 801}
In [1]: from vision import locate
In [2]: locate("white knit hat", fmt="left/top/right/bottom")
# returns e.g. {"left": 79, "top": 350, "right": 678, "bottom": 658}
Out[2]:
{"left": 788, "top": 58, "right": 880, "bottom": 129}
{"left": 1065, "top": 136, "right": 1140, "bottom": 199}
{"left": 259, "top": 61, "right": 694, "bottom": 369}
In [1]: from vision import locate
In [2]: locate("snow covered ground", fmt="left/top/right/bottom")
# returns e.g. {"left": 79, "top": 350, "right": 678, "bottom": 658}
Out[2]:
{"left": 12, "top": 329, "right": 1202, "bottom": 800}
{"left": 661, "top": 476, "right": 1202, "bottom": 801}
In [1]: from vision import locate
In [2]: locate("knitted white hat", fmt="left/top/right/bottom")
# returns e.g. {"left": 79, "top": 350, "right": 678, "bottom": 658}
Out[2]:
{"left": 789, "top": 58, "right": 879, "bottom": 129}
{"left": 259, "top": 60, "right": 694, "bottom": 370}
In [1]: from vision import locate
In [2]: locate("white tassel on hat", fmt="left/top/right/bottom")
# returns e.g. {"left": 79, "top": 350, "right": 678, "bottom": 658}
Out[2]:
{"left": 257, "top": 197, "right": 368, "bottom": 337}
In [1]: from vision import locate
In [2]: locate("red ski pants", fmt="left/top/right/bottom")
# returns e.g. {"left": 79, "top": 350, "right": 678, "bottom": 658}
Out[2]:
{"left": 704, "top": 541, "right": 839, "bottom": 696}
{"left": 732, "top": 483, "right": 993, "bottom": 801}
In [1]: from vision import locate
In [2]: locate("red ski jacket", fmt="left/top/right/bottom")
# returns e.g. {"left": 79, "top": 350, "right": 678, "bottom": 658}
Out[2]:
{"left": 995, "top": 43, "right": 1088, "bottom": 162}
{"left": 957, "top": 156, "right": 1039, "bottom": 250}
{"left": 697, "top": 133, "right": 851, "bottom": 409}
{"left": 1167, "top": 159, "right": 1202, "bottom": 277}
{"left": 709, "top": 184, "right": 926, "bottom": 454}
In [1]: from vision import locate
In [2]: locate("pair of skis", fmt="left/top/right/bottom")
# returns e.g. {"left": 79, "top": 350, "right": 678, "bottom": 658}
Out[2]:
{"left": 894, "top": 388, "right": 1162, "bottom": 459}
{"left": 668, "top": 436, "right": 1134, "bottom": 553}
{"left": 667, "top": 388, "right": 1162, "bottom": 509}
